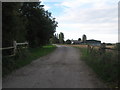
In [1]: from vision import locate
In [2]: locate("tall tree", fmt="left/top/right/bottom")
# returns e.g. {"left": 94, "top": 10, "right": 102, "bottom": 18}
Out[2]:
{"left": 2, "top": 2, "right": 58, "bottom": 48}
{"left": 78, "top": 38, "right": 81, "bottom": 41}
{"left": 49, "top": 33, "right": 59, "bottom": 44}
{"left": 82, "top": 34, "right": 87, "bottom": 43}
{"left": 21, "top": 2, "right": 58, "bottom": 47}
{"left": 59, "top": 32, "right": 64, "bottom": 44}
{"left": 66, "top": 39, "right": 71, "bottom": 44}
{"left": 2, "top": 2, "right": 26, "bottom": 47}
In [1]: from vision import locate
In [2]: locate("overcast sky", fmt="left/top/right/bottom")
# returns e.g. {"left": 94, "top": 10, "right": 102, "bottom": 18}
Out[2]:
{"left": 41, "top": 0, "right": 119, "bottom": 43}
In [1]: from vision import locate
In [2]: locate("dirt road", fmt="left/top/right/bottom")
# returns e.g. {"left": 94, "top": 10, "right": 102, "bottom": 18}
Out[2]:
{"left": 3, "top": 45, "right": 106, "bottom": 88}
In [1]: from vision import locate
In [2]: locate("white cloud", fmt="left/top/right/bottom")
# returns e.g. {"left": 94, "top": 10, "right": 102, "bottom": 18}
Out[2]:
{"left": 55, "top": 0, "right": 119, "bottom": 43}
{"left": 57, "top": 0, "right": 118, "bottom": 24}
{"left": 57, "top": 22, "right": 118, "bottom": 43}
{"left": 57, "top": 23, "right": 118, "bottom": 35}
{"left": 56, "top": 29, "right": 118, "bottom": 43}
{"left": 41, "top": 0, "right": 119, "bottom": 43}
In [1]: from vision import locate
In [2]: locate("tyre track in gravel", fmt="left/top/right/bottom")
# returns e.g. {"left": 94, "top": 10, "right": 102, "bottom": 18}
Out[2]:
{"left": 3, "top": 45, "right": 106, "bottom": 88}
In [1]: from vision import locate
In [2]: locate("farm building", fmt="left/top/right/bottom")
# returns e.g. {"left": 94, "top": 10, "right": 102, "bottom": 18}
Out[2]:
{"left": 71, "top": 40, "right": 81, "bottom": 44}
{"left": 71, "top": 39, "right": 101, "bottom": 46}
{"left": 86, "top": 39, "right": 101, "bottom": 46}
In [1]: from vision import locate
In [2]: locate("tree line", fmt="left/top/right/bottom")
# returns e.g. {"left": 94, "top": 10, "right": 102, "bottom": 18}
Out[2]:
{"left": 50, "top": 33, "right": 87, "bottom": 44}
{"left": 50, "top": 32, "right": 64, "bottom": 44}
{"left": 2, "top": 2, "right": 58, "bottom": 48}
{"left": 65, "top": 34, "right": 87, "bottom": 44}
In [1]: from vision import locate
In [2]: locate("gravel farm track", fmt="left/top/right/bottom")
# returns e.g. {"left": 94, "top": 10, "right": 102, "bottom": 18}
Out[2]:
{"left": 3, "top": 45, "right": 106, "bottom": 88}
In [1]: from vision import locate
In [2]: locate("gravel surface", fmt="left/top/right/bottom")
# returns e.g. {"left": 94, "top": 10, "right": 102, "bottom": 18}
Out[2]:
{"left": 3, "top": 45, "right": 106, "bottom": 88}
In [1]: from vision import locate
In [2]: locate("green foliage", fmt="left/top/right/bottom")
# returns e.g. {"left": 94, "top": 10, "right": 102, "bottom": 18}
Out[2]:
{"left": 2, "top": 48, "right": 30, "bottom": 76}
{"left": 50, "top": 34, "right": 59, "bottom": 44}
{"left": 59, "top": 32, "right": 64, "bottom": 44}
{"left": 2, "top": 2, "right": 58, "bottom": 48}
{"left": 78, "top": 47, "right": 119, "bottom": 88}
{"left": 114, "top": 43, "right": 120, "bottom": 51}
{"left": 2, "top": 2, "right": 58, "bottom": 77}
{"left": 21, "top": 2, "right": 58, "bottom": 47}
{"left": 50, "top": 32, "right": 65, "bottom": 44}
{"left": 66, "top": 39, "right": 71, "bottom": 44}
{"left": 3, "top": 45, "right": 57, "bottom": 77}
{"left": 2, "top": 2, "right": 27, "bottom": 47}
{"left": 78, "top": 38, "right": 81, "bottom": 41}
{"left": 82, "top": 34, "right": 87, "bottom": 43}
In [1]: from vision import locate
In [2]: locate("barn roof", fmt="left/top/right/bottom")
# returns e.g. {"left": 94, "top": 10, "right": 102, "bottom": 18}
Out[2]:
{"left": 86, "top": 39, "right": 101, "bottom": 43}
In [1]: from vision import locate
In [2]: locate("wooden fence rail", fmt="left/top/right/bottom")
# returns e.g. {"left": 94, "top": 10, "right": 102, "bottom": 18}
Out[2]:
{"left": 1, "top": 41, "right": 28, "bottom": 57}
{"left": 1, "top": 47, "right": 14, "bottom": 50}
{"left": 87, "top": 43, "right": 118, "bottom": 54}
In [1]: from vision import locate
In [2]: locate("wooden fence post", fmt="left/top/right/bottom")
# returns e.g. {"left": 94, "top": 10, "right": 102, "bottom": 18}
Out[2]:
{"left": 99, "top": 43, "right": 106, "bottom": 54}
{"left": 13, "top": 41, "right": 17, "bottom": 55}
{"left": 87, "top": 45, "right": 90, "bottom": 53}
{"left": 87, "top": 45, "right": 94, "bottom": 53}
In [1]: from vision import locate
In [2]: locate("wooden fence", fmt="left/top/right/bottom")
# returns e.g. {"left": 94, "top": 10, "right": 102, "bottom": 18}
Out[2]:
{"left": 87, "top": 43, "right": 118, "bottom": 54}
{"left": 1, "top": 41, "right": 28, "bottom": 57}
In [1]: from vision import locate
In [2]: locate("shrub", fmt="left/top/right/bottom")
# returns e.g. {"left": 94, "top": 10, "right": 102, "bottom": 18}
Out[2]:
{"left": 78, "top": 47, "right": 119, "bottom": 88}
{"left": 114, "top": 43, "right": 120, "bottom": 51}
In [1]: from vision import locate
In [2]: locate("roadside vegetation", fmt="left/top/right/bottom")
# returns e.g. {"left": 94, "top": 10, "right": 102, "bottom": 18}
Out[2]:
{"left": 3, "top": 45, "right": 57, "bottom": 77}
{"left": 2, "top": 2, "right": 58, "bottom": 77}
{"left": 3, "top": 2, "right": 58, "bottom": 48}
{"left": 75, "top": 44, "right": 119, "bottom": 88}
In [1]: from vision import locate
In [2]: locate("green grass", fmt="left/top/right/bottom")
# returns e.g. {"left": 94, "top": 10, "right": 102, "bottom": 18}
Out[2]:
{"left": 3, "top": 45, "right": 57, "bottom": 77}
{"left": 77, "top": 47, "right": 119, "bottom": 88}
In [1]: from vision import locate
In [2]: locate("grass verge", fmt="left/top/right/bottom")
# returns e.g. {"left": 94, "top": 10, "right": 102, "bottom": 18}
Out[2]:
{"left": 3, "top": 45, "right": 57, "bottom": 77}
{"left": 77, "top": 47, "right": 119, "bottom": 88}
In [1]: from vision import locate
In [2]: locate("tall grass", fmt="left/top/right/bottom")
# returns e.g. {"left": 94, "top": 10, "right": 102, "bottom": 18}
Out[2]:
{"left": 3, "top": 45, "right": 57, "bottom": 77}
{"left": 78, "top": 47, "right": 119, "bottom": 88}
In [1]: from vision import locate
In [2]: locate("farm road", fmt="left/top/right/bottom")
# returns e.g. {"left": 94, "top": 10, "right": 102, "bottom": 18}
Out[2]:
{"left": 3, "top": 45, "right": 106, "bottom": 88}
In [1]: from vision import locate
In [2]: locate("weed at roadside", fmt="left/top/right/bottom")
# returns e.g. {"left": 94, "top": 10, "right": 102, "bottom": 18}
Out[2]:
{"left": 78, "top": 47, "right": 119, "bottom": 88}
{"left": 2, "top": 45, "right": 57, "bottom": 77}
